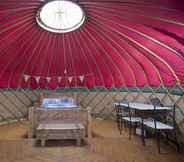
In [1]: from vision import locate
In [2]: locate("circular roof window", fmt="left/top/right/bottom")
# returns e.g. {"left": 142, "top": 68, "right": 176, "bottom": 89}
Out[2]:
{"left": 36, "top": 0, "right": 85, "bottom": 33}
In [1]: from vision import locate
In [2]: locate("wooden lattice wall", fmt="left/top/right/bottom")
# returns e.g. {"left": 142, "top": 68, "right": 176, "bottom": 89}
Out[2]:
{"left": 0, "top": 89, "right": 183, "bottom": 140}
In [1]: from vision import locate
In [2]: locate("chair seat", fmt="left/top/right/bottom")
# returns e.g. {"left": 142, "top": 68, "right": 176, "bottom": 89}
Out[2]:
{"left": 143, "top": 120, "right": 174, "bottom": 130}
{"left": 122, "top": 117, "right": 141, "bottom": 123}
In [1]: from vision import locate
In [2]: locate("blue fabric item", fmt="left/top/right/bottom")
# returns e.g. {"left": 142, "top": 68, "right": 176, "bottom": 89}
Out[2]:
{"left": 41, "top": 97, "right": 77, "bottom": 108}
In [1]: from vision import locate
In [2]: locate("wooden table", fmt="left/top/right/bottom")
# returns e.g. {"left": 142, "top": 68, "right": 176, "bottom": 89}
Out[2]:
{"left": 36, "top": 123, "right": 85, "bottom": 147}
{"left": 114, "top": 102, "right": 178, "bottom": 153}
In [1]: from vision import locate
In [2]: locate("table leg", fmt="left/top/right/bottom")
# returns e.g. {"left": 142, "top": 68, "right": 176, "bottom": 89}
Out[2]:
{"left": 41, "top": 139, "right": 46, "bottom": 147}
{"left": 141, "top": 121, "right": 145, "bottom": 146}
{"left": 77, "top": 138, "right": 81, "bottom": 146}
{"left": 129, "top": 121, "right": 132, "bottom": 140}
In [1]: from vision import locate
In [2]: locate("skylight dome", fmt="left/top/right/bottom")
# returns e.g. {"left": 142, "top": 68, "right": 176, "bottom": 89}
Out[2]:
{"left": 36, "top": 0, "right": 85, "bottom": 33}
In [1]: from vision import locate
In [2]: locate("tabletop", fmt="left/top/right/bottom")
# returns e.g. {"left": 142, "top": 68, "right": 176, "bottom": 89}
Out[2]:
{"left": 114, "top": 102, "right": 172, "bottom": 111}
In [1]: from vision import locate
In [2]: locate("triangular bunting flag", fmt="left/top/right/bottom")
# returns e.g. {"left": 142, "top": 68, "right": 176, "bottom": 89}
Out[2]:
{"left": 46, "top": 77, "right": 51, "bottom": 83}
{"left": 64, "top": 69, "right": 67, "bottom": 74}
{"left": 68, "top": 76, "right": 73, "bottom": 83}
{"left": 35, "top": 76, "right": 40, "bottom": 83}
{"left": 79, "top": 75, "right": 85, "bottom": 82}
{"left": 24, "top": 75, "right": 30, "bottom": 82}
{"left": 58, "top": 77, "right": 62, "bottom": 83}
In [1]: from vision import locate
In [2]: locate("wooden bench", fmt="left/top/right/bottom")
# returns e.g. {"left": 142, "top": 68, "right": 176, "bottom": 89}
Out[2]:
{"left": 36, "top": 123, "right": 85, "bottom": 147}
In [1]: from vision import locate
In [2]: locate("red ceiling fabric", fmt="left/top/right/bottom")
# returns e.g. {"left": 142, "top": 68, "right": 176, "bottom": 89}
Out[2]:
{"left": 0, "top": 0, "right": 184, "bottom": 89}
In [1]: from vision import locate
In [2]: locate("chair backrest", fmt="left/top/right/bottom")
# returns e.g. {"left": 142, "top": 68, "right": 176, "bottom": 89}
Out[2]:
{"left": 150, "top": 98, "right": 176, "bottom": 128}
{"left": 150, "top": 98, "right": 163, "bottom": 107}
{"left": 150, "top": 98, "right": 163, "bottom": 121}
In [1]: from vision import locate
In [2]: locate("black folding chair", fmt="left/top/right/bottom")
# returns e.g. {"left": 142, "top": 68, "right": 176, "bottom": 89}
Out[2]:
{"left": 142, "top": 104, "right": 180, "bottom": 153}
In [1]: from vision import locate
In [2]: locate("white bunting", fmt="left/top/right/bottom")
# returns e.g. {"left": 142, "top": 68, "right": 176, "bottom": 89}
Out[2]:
{"left": 58, "top": 77, "right": 62, "bottom": 83}
{"left": 79, "top": 75, "right": 85, "bottom": 82}
{"left": 46, "top": 77, "right": 51, "bottom": 83}
{"left": 24, "top": 75, "right": 30, "bottom": 82}
{"left": 68, "top": 76, "right": 73, "bottom": 83}
{"left": 64, "top": 69, "right": 67, "bottom": 74}
{"left": 35, "top": 76, "right": 40, "bottom": 83}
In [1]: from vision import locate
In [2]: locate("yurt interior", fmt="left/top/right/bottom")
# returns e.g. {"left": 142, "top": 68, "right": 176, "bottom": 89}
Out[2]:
{"left": 1, "top": 0, "right": 184, "bottom": 162}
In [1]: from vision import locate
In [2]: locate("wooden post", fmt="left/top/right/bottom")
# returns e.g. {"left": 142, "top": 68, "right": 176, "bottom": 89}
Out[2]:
{"left": 74, "top": 92, "right": 77, "bottom": 105}
{"left": 28, "top": 107, "right": 34, "bottom": 139}
{"left": 39, "top": 92, "right": 44, "bottom": 103}
{"left": 28, "top": 106, "right": 38, "bottom": 146}
{"left": 87, "top": 107, "right": 92, "bottom": 145}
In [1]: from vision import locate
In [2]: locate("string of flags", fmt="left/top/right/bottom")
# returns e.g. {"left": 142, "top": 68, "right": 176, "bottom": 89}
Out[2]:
{"left": 23, "top": 74, "right": 86, "bottom": 84}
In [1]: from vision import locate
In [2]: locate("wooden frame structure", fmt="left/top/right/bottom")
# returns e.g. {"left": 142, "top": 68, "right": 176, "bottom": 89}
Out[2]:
{"left": 28, "top": 92, "right": 92, "bottom": 146}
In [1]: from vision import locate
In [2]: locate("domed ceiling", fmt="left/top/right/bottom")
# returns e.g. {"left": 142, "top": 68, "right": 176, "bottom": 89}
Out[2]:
{"left": 0, "top": 0, "right": 184, "bottom": 89}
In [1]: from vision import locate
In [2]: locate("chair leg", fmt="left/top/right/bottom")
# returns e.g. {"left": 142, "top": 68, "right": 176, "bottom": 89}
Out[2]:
{"left": 118, "top": 115, "right": 123, "bottom": 135}
{"left": 117, "top": 115, "right": 121, "bottom": 134}
{"left": 174, "top": 130, "right": 180, "bottom": 153}
{"left": 124, "top": 121, "right": 128, "bottom": 130}
{"left": 129, "top": 122, "right": 132, "bottom": 140}
{"left": 165, "top": 131, "right": 169, "bottom": 142}
{"left": 133, "top": 123, "right": 137, "bottom": 135}
{"left": 156, "top": 130, "right": 161, "bottom": 153}
{"left": 141, "top": 123, "right": 145, "bottom": 146}
{"left": 116, "top": 114, "right": 119, "bottom": 128}
{"left": 119, "top": 118, "right": 122, "bottom": 135}
{"left": 123, "top": 120, "right": 126, "bottom": 129}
